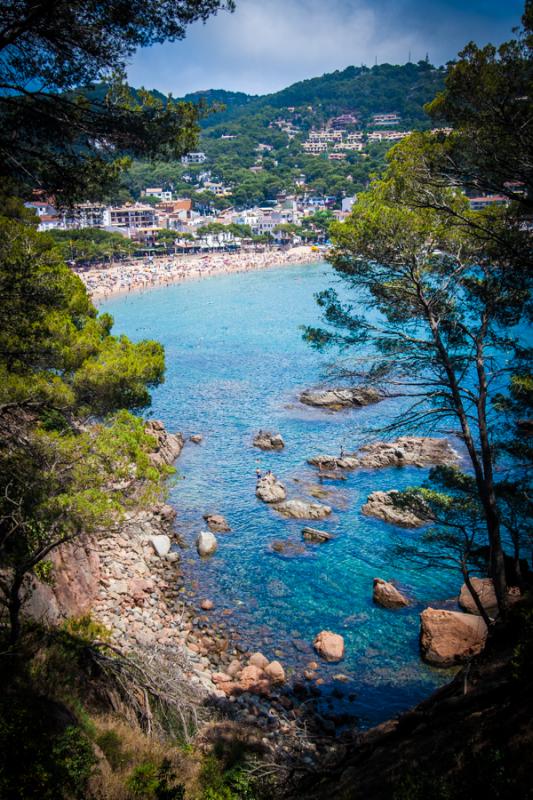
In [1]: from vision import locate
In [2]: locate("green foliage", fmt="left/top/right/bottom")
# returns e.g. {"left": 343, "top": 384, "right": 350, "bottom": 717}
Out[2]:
{"left": 126, "top": 759, "right": 185, "bottom": 799}
{"left": 48, "top": 228, "right": 137, "bottom": 266}
{"left": 62, "top": 614, "right": 112, "bottom": 645}
{"left": 0, "top": 694, "right": 96, "bottom": 800}
{"left": 0, "top": 0, "right": 233, "bottom": 202}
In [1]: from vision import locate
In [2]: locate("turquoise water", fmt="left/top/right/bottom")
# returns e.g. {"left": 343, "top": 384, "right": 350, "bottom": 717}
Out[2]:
{"left": 103, "top": 262, "right": 461, "bottom": 728}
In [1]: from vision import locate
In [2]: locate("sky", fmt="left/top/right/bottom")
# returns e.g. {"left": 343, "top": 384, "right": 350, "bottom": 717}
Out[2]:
{"left": 127, "top": 0, "right": 526, "bottom": 97}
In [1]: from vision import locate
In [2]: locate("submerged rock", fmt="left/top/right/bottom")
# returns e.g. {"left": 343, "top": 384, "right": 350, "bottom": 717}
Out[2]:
{"left": 420, "top": 607, "right": 488, "bottom": 666}
{"left": 256, "top": 473, "right": 287, "bottom": 503}
{"left": 309, "top": 436, "right": 459, "bottom": 472}
{"left": 274, "top": 499, "right": 332, "bottom": 519}
{"left": 270, "top": 539, "right": 307, "bottom": 557}
{"left": 203, "top": 513, "right": 231, "bottom": 532}
{"left": 300, "top": 387, "right": 382, "bottom": 411}
{"left": 190, "top": 433, "right": 203, "bottom": 443}
{"left": 373, "top": 578, "right": 409, "bottom": 608}
{"left": 314, "top": 631, "right": 345, "bottom": 662}
{"left": 302, "top": 527, "right": 333, "bottom": 543}
{"left": 253, "top": 430, "right": 285, "bottom": 450}
{"left": 196, "top": 531, "right": 218, "bottom": 557}
{"left": 362, "top": 490, "right": 429, "bottom": 528}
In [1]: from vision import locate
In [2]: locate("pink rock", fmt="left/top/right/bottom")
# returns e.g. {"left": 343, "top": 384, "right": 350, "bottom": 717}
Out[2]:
{"left": 373, "top": 578, "right": 409, "bottom": 609}
{"left": 200, "top": 599, "right": 214, "bottom": 610}
{"left": 313, "top": 631, "right": 345, "bottom": 662}
{"left": 212, "top": 672, "right": 232, "bottom": 684}
{"left": 227, "top": 659, "right": 242, "bottom": 678}
{"left": 249, "top": 652, "right": 269, "bottom": 669}
{"left": 420, "top": 607, "right": 488, "bottom": 666}
{"left": 265, "top": 661, "right": 285, "bottom": 683}
{"left": 239, "top": 664, "right": 264, "bottom": 690}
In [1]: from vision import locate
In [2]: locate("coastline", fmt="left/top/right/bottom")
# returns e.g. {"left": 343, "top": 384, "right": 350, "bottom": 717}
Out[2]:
{"left": 75, "top": 245, "right": 325, "bottom": 303}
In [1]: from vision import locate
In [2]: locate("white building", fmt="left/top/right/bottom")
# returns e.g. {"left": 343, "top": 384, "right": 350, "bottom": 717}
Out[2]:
{"left": 144, "top": 187, "right": 173, "bottom": 201}
{"left": 181, "top": 152, "right": 207, "bottom": 164}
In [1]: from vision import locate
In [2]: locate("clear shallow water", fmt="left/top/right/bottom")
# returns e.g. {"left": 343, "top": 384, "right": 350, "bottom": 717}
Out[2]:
{"left": 103, "top": 262, "right": 461, "bottom": 728}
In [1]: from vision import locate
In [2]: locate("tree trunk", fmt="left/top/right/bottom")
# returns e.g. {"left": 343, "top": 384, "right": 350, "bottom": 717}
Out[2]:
{"left": 461, "top": 565, "right": 492, "bottom": 628}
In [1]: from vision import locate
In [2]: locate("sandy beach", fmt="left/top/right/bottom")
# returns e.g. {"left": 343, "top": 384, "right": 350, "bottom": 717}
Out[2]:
{"left": 75, "top": 245, "right": 324, "bottom": 302}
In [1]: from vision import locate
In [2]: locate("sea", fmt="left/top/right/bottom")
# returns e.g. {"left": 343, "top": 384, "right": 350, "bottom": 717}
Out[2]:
{"left": 102, "top": 260, "right": 461, "bottom": 729}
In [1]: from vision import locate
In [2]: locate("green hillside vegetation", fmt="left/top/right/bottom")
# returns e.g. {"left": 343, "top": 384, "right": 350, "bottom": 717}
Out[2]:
{"left": 115, "top": 61, "right": 445, "bottom": 208}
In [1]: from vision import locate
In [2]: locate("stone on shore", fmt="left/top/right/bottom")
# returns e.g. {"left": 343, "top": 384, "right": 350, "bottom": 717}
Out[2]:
{"left": 145, "top": 420, "right": 184, "bottom": 466}
{"left": 253, "top": 430, "right": 285, "bottom": 450}
{"left": 274, "top": 499, "right": 332, "bottom": 519}
{"left": 203, "top": 513, "right": 231, "bottom": 532}
{"left": 420, "top": 607, "right": 488, "bottom": 666}
{"left": 256, "top": 473, "right": 287, "bottom": 503}
{"left": 200, "top": 599, "right": 214, "bottom": 611}
{"left": 249, "top": 652, "right": 269, "bottom": 669}
{"left": 300, "top": 387, "right": 382, "bottom": 411}
{"left": 459, "top": 577, "right": 498, "bottom": 616}
{"left": 190, "top": 433, "right": 203, "bottom": 443}
{"left": 148, "top": 534, "right": 171, "bottom": 557}
{"left": 302, "top": 527, "right": 333, "bottom": 543}
{"left": 196, "top": 531, "right": 218, "bottom": 557}
{"left": 373, "top": 578, "right": 409, "bottom": 608}
{"left": 265, "top": 660, "right": 286, "bottom": 683}
{"left": 314, "top": 631, "right": 345, "bottom": 662}
{"left": 362, "top": 491, "right": 429, "bottom": 528}
{"left": 308, "top": 436, "right": 459, "bottom": 472}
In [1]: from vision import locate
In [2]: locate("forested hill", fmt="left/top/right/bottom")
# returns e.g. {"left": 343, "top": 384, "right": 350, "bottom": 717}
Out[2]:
{"left": 192, "top": 61, "right": 446, "bottom": 129}
{"left": 116, "top": 61, "right": 447, "bottom": 207}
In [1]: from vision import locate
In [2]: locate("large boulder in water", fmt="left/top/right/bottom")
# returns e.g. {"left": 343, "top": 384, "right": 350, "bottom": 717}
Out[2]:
{"left": 458, "top": 577, "right": 520, "bottom": 617}
{"left": 314, "top": 631, "right": 345, "bottom": 662}
{"left": 274, "top": 499, "right": 332, "bottom": 519}
{"left": 203, "top": 513, "right": 231, "bottom": 533}
{"left": 361, "top": 491, "right": 429, "bottom": 528}
{"left": 420, "top": 608, "right": 488, "bottom": 666}
{"left": 253, "top": 430, "right": 285, "bottom": 450}
{"left": 300, "top": 387, "right": 381, "bottom": 411}
{"left": 373, "top": 578, "right": 409, "bottom": 608}
{"left": 196, "top": 531, "right": 218, "bottom": 557}
{"left": 308, "top": 436, "right": 459, "bottom": 472}
{"left": 256, "top": 473, "right": 286, "bottom": 503}
{"left": 302, "top": 527, "right": 333, "bottom": 543}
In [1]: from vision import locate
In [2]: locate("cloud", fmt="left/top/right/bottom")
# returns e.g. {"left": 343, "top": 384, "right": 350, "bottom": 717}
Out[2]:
{"left": 126, "top": 0, "right": 525, "bottom": 96}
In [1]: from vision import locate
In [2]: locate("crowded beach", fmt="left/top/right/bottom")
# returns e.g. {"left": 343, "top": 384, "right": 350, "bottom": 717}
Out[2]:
{"left": 75, "top": 245, "right": 324, "bottom": 301}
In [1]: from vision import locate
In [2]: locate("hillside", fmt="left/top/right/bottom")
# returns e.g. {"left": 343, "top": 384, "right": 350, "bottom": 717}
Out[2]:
{"left": 118, "top": 61, "right": 446, "bottom": 208}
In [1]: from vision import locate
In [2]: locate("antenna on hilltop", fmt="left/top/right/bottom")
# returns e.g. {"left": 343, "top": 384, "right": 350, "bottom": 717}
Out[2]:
{"left": 425, "top": 52, "right": 429, "bottom": 63}
{"left": 408, "top": 49, "right": 411, "bottom": 63}
{"left": 374, "top": 55, "right": 377, "bottom": 66}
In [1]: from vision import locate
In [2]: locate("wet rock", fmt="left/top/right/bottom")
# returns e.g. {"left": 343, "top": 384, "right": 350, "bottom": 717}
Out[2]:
{"left": 256, "top": 473, "right": 287, "bottom": 503}
{"left": 265, "top": 661, "right": 285, "bottom": 683}
{"left": 362, "top": 491, "right": 429, "bottom": 528}
{"left": 190, "top": 433, "right": 203, "bottom": 443}
{"left": 148, "top": 535, "right": 171, "bottom": 557}
{"left": 203, "top": 513, "right": 231, "bottom": 533}
{"left": 314, "top": 631, "right": 345, "bottom": 662}
{"left": 270, "top": 540, "right": 306, "bottom": 557}
{"left": 302, "top": 527, "right": 333, "bottom": 543}
{"left": 309, "top": 436, "right": 459, "bottom": 472}
{"left": 300, "top": 387, "right": 382, "bottom": 411}
{"left": 274, "top": 499, "right": 332, "bottom": 520}
{"left": 196, "top": 531, "right": 218, "bottom": 557}
{"left": 373, "top": 578, "right": 409, "bottom": 609}
{"left": 200, "top": 599, "right": 214, "bottom": 611}
{"left": 420, "top": 607, "right": 488, "bottom": 666}
{"left": 253, "top": 430, "right": 285, "bottom": 450}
